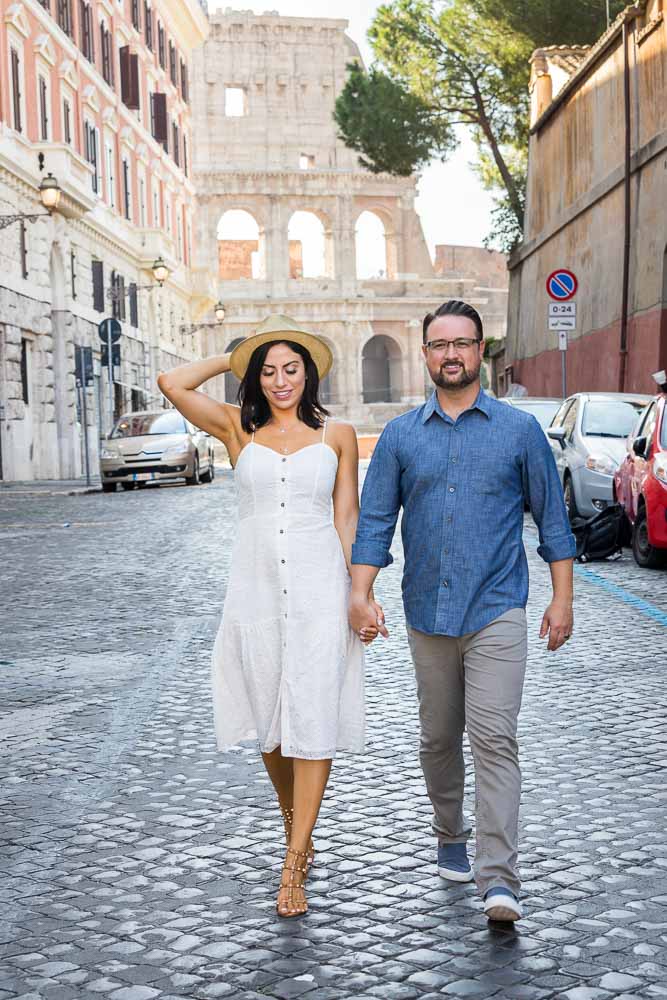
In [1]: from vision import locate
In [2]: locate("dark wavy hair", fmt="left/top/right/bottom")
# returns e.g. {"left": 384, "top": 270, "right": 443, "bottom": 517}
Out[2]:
{"left": 238, "top": 339, "right": 329, "bottom": 433}
{"left": 423, "top": 299, "right": 484, "bottom": 343}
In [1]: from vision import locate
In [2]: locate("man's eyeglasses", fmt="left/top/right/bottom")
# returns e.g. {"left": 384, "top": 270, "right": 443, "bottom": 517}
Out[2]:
{"left": 424, "top": 338, "right": 482, "bottom": 353}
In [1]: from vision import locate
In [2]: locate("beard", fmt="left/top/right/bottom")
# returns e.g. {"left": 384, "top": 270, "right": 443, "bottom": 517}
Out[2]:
{"left": 432, "top": 359, "right": 481, "bottom": 390}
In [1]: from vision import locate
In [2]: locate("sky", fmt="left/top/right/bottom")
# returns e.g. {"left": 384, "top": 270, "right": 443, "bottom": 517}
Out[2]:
{"left": 209, "top": 0, "right": 495, "bottom": 254}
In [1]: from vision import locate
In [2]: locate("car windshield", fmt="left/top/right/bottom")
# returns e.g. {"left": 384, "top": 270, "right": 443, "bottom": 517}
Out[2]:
{"left": 512, "top": 401, "right": 561, "bottom": 430}
{"left": 111, "top": 412, "right": 187, "bottom": 438}
{"left": 581, "top": 400, "right": 645, "bottom": 438}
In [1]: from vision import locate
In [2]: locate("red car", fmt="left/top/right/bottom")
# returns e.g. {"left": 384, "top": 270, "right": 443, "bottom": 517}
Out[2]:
{"left": 614, "top": 393, "right": 667, "bottom": 568}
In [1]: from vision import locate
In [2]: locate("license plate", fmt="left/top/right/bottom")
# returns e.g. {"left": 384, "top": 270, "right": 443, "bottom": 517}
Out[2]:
{"left": 133, "top": 472, "right": 155, "bottom": 481}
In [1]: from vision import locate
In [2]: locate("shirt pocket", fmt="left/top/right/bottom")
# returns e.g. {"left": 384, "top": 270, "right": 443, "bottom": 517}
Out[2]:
{"left": 467, "top": 448, "right": 522, "bottom": 497}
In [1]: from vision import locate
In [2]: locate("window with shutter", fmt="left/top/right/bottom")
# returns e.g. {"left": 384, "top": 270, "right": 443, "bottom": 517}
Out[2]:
{"left": 131, "top": 0, "right": 141, "bottom": 31}
{"left": 119, "top": 276, "right": 126, "bottom": 321}
{"left": 39, "top": 77, "right": 49, "bottom": 140}
{"left": 158, "top": 23, "right": 165, "bottom": 69}
{"left": 92, "top": 259, "right": 104, "bottom": 312}
{"left": 169, "top": 42, "right": 177, "bottom": 85}
{"left": 79, "top": 1, "right": 95, "bottom": 63}
{"left": 19, "top": 221, "right": 28, "bottom": 279}
{"left": 123, "top": 159, "right": 132, "bottom": 221}
{"left": 183, "top": 135, "right": 188, "bottom": 177}
{"left": 21, "top": 340, "right": 30, "bottom": 405}
{"left": 11, "top": 48, "right": 22, "bottom": 134}
{"left": 144, "top": 2, "right": 153, "bottom": 50}
{"left": 129, "top": 283, "right": 138, "bottom": 327}
{"left": 57, "top": 0, "right": 72, "bottom": 35}
{"left": 151, "top": 92, "right": 168, "bottom": 143}
{"left": 111, "top": 270, "right": 120, "bottom": 320}
{"left": 63, "top": 98, "right": 72, "bottom": 144}
{"left": 71, "top": 251, "right": 77, "bottom": 300}
{"left": 101, "top": 24, "right": 113, "bottom": 85}
{"left": 120, "top": 47, "right": 140, "bottom": 109}
{"left": 180, "top": 60, "right": 188, "bottom": 103}
{"left": 172, "top": 122, "right": 179, "bottom": 166}
{"left": 85, "top": 121, "right": 99, "bottom": 193}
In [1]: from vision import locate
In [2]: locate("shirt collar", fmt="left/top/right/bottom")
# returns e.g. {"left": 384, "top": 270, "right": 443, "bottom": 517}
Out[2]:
{"left": 422, "top": 387, "right": 492, "bottom": 424}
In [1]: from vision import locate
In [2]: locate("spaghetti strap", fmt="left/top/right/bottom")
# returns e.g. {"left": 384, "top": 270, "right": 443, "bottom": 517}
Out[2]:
{"left": 322, "top": 418, "right": 328, "bottom": 443}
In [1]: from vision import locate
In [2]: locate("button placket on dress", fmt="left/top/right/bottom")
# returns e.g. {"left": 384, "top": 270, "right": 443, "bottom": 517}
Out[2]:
{"left": 279, "top": 455, "right": 289, "bottom": 651}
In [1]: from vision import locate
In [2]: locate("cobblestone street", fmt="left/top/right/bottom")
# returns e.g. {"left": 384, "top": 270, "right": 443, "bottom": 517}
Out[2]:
{"left": 1, "top": 471, "right": 667, "bottom": 1000}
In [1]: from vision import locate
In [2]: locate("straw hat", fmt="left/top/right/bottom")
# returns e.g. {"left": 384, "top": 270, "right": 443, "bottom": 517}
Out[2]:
{"left": 229, "top": 314, "right": 333, "bottom": 380}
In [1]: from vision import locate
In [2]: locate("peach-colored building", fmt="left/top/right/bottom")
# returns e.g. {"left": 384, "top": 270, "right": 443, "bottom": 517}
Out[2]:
{"left": 0, "top": 0, "right": 214, "bottom": 481}
{"left": 506, "top": 0, "right": 667, "bottom": 396}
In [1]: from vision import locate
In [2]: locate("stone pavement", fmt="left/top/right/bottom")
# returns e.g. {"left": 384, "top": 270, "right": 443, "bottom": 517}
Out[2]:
{"left": 1, "top": 473, "right": 667, "bottom": 1000}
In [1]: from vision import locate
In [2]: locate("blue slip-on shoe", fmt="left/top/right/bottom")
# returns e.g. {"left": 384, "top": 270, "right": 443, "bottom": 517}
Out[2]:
{"left": 437, "top": 842, "right": 474, "bottom": 882}
{"left": 484, "top": 886, "right": 523, "bottom": 921}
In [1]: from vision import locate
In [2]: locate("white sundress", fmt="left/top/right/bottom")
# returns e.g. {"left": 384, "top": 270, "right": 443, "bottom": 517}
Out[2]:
{"left": 211, "top": 420, "right": 365, "bottom": 759}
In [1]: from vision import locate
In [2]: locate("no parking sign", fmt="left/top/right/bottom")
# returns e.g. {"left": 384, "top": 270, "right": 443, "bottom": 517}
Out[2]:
{"left": 546, "top": 269, "right": 578, "bottom": 301}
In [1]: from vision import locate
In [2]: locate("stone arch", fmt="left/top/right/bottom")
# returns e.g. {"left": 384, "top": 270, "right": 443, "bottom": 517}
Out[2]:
{"left": 218, "top": 209, "right": 265, "bottom": 280}
{"left": 287, "top": 209, "right": 334, "bottom": 279}
{"left": 315, "top": 334, "right": 339, "bottom": 406}
{"left": 355, "top": 210, "right": 389, "bottom": 280}
{"left": 362, "top": 334, "right": 403, "bottom": 403}
{"left": 354, "top": 205, "right": 398, "bottom": 279}
{"left": 224, "top": 336, "right": 245, "bottom": 403}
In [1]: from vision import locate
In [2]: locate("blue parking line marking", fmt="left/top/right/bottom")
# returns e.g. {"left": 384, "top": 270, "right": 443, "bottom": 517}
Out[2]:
{"left": 574, "top": 565, "right": 667, "bottom": 627}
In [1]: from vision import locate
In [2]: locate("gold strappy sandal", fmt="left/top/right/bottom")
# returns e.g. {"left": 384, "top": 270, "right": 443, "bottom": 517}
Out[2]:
{"left": 280, "top": 805, "right": 315, "bottom": 866}
{"left": 276, "top": 847, "right": 309, "bottom": 918}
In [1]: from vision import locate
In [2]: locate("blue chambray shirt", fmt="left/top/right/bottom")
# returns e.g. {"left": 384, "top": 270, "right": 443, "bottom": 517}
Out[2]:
{"left": 351, "top": 389, "right": 576, "bottom": 637}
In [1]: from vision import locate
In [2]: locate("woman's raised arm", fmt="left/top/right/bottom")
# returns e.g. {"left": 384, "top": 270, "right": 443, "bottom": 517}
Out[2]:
{"left": 157, "top": 354, "right": 240, "bottom": 445}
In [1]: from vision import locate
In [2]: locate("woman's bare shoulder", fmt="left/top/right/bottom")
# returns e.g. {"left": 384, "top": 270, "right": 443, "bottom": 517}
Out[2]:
{"left": 326, "top": 419, "right": 358, "bottom": 454}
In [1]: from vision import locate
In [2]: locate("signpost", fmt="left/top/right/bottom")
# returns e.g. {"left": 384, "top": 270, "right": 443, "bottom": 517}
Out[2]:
{"left": 98, "top": 318, "right": 121, "bottom": 435}
{"left": 547, "top": 270, "right": 578, "bottom": 399}
{"left": 74, "top": 345, "right": 94, "bottom": 486}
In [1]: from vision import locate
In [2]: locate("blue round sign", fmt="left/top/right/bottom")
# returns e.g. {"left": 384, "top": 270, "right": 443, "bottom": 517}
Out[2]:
{"left": 546, "top": 269, "right": 578, "bottom": 301}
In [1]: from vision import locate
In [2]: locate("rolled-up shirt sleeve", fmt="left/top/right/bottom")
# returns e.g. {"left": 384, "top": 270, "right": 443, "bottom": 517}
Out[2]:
{"left": 523, "top": 416, "right": 577, "bottom": 563}
{"left": 351, "top": 422, "right": 401, "bottom": 568}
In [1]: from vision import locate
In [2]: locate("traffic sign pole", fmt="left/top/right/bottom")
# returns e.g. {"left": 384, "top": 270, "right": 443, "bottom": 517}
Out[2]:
{"left": 107, "top": 323, "right": 114, "bottom": 435}
{"left": 561, "top": 349, "right": 567, "bottom": 400}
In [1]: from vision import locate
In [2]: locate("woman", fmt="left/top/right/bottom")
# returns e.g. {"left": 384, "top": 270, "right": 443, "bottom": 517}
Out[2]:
{"left": 157, "top": 314, "right": 381, "bottom": 918}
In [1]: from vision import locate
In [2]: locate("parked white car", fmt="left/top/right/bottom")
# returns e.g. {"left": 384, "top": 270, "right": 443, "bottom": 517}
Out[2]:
{"left": 100, "top": 410, "right": 215, "bottom": 492}
{"left": 546, "top": 392, "right": 651, "bottom": 518}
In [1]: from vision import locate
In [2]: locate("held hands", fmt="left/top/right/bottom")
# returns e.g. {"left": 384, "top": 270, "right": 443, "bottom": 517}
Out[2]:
{"left": 349, "top": 593, "right": 389, "bottom": 646}
{"left": 540, "top": 600, "right": 574, "bottom": 651}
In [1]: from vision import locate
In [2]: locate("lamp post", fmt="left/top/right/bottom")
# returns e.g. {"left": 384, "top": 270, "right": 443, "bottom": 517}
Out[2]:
{"left": 180, "top": 302, "right": 226, "bottom": 336}
{"left": 106, "top": 257, "right": 171, "bottom": 305}
{"left": 0, "top": 172, "right": 62, "bottom": 230}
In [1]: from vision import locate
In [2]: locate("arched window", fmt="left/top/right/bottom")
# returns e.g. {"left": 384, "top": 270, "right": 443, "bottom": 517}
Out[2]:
{"left": 355, "top": 211, "right": 388, "bottom": 280}
{"left": 224, "top": 337, "right": 245, "bottom": 403}
{"left": 362, "top": 335, "right": 403, "bottom": 403}
{"left": 218, "top": 210, "right": 264, "bottom": 280}
{"left": 287, "top": 211, "right": 333, "bottom": 278}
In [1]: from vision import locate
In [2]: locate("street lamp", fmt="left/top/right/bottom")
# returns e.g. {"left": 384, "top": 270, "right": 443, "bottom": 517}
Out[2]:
{"left": 152, "top": 256, "right": 169, "bottom": 286}
{"left": 107, "top": 257, "right": 171, "bottom": 304}
{"left": 180, "top": 302, "right": 227, "bottom": 335}
{"left": 0, "top": 172, "right": 62, "bottom": 230}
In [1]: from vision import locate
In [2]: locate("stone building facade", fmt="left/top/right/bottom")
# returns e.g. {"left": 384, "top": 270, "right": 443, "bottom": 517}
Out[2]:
{"left": 0, "top": 0, "right": 214, "bottom": 481}
{"left": 191, "top": 10, "right": 508, "bottom": 430}
{"left": 506, "top": 0, "right": 667, "bottom": 396}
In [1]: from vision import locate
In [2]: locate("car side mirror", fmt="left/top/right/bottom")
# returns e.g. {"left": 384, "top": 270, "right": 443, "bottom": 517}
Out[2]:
{"left": 632, "top": 435, "right": 648, "bottom": 458}
{"left": 547, "top": 428, "right": 567, "bottom": 448}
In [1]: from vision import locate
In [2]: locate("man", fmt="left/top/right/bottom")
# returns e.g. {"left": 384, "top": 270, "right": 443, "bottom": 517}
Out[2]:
{"left": 350, "top": 300, "right": 575, "bottom": 922}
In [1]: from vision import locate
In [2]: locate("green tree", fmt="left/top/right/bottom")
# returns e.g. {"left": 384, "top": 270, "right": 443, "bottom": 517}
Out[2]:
{"left": 471, "top": 0, "right": 626, "bottom": 46}
{"left": 335, "top": 0, "right": 622, "bottom": 250}
{"left": 333, "top": 61, "right": 455, "bottom": 176}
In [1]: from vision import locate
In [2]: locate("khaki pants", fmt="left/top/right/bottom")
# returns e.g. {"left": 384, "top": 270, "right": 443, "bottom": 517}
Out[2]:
{"left": 407, "top": 608, "right": 527, "bottom": 897}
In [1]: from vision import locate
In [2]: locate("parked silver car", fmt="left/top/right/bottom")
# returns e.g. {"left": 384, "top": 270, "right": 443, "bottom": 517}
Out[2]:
{"left": 546, "top": 392, "right": 651, "bottom": 518}
{"left": 100, "top": 410, "right": 215, "bottom": 492}
{"left": 500, "top": 397, "right": 562, "bottom": 434}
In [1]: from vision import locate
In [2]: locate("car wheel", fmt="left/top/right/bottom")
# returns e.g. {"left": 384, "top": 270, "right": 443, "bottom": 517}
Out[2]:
{"left": 632, "top": 506, "right": 667, "bottom": 569}
{"left": 121, "top": 482, "right": 135, "bottom": 491}
{"left": 200, "top": 455, "right": 214, "bottom": 483}
{"left": 102, "top": 483, "right": 115, "bottom": 493}
{"left": 186, "top": 455, "right": 200, "bottom": 486}
{"left": 563, "top": 474, "right": 578, "bottom": 521}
